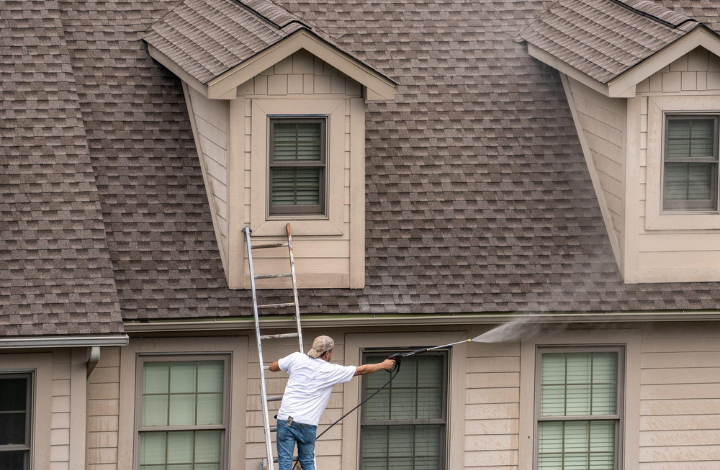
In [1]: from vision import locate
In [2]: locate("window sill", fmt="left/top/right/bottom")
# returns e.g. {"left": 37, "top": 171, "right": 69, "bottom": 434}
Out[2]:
{"left": 646, "top": 211, "right": 720, "bottom": 231}
{"left": 251, "top": 218, "right": 342, "bottom": 236}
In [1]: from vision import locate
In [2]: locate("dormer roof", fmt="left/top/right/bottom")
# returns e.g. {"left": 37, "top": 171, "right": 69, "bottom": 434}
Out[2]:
{"left": 144, "top": 0, "right": 396, "bottom": 99}
{"left": 519, "top": 0, "right": 720, "bottom": 97}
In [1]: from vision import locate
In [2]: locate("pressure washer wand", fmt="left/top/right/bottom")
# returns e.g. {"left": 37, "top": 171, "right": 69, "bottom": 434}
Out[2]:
{"left": 386, "top": 338, "right": 471, "bottom": 371}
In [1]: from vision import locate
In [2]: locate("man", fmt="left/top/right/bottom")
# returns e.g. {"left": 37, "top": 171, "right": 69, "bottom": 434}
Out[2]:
{"left": 269, "top": 335, "right": 395, "bottom": 470}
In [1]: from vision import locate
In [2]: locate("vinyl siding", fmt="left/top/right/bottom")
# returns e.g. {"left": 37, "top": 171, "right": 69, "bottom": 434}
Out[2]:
{"left": 87, "top": 347, "right": 120, "bottom": 470}
{"left": 51, "top": 350, "right": 71, "bottom": 470}
{"left": 640, "top": 323, "right": 720, "bottom": 468}
{"left": 566, "top": 77, "right": 626, "bottom": 258}
{"left": 186, "top": 86, "right": 230, "bottom": 270}
{"left": 240, "top": 50, "right": 361, "bottom": 289}
{"left": 634, "top": 47, "right": 720, "bottom": 282}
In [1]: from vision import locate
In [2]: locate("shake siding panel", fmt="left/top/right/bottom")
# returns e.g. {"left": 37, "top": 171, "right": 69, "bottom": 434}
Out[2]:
{"left": 640, "top": 327, "right": 720, "bottom": 468}
{"left": 87, "top": 347, "right": 121, "bottom": 470}
{"left": 464, "top": 342, "right": 520, "bottom": 469}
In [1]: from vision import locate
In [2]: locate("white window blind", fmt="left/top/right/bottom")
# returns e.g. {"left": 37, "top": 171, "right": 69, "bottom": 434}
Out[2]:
{"left": 537, "top": 351, "right": 621, "bottom": 470}
{"left": 138, "top": 360, "right": 225, "bottom": 470}
{"left": 360, "top": 353, "right": 446, "bottom": 470}
{"left": 269, "top": 119, "right": 326, "bottom": 215}
{"left": 663, "top": 117, "right": 718, "bottom": 210}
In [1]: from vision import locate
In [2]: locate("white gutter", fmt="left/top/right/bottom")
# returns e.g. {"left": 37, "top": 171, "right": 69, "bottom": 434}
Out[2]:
{"left": 123, "top": 311, "right": 720, "bottom": 333}
{"left": 0, "top": 334, "right": 129, "bottom": 349}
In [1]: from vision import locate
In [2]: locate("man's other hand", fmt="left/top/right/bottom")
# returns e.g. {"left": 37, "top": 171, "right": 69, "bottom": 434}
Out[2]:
{"left": 381, "top": 359, "right": 395, "bottom": 371}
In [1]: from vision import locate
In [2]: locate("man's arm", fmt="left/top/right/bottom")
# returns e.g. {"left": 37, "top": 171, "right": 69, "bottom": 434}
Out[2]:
{"left": 354, "top": 359, "right": 395, "bottom": 376}
{"left": 269, "top": 361, "right": 280, "bottom": 372}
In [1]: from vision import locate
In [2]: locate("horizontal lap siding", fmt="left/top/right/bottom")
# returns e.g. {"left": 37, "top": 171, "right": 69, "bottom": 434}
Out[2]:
{"left": 51, "top": 350, "right": 71, "bottom": 470}
{"left": 568, "top": 78, "right": 625, "bottom": 254}
{"left": 465, "top": 342, "right": 520, "bottom": 469}
{"left": 187, "top": 86, "right": 230, "bottom": 264}
{"left": 87, "top": 347, "right": 120, "bottom": 470}
{"left": 636, "top": 48, "right": 720, "bottom": 282}
{"left": 242, "top": 50, "right": 359, "bottom": 289}
{"left": 640, "top": 324, "right": 720, "bottom": 467}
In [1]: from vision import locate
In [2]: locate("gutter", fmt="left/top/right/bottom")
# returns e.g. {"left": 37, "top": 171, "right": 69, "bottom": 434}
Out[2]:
{"left": 0, "top": 334, "right": 129, "bottom": 349}
{"left": 123, "top": 311, "right": 720, "bottom": 333}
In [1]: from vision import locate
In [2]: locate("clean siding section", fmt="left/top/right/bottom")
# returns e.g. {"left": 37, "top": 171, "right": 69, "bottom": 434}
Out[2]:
{"left": 567, "top": 78, "right": 626, "bottom": 254}
{"left": 51, "top": 351, "right": 71, "bottom": 470}
{"left": 240, "top": 50, "right": 359, "bottom": 289}
{"left": 464, "top": 342, "right": 520, "bottom": 469}
{"left": 186, "top": 86, "right": 230, "bottom": 269}
{"left": 635, "top": 48, "right": 720, "bottom": 282}
{"left": 639, "top": 324, "right": 720, "bottom": 468}
{"left": 87, "top": 347, "right": 120, "bottom": 470}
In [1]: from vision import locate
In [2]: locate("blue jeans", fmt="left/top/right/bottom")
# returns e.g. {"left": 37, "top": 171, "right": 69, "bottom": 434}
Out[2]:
{"left": 277, "top": 419, "right": 317, "bottom": 470}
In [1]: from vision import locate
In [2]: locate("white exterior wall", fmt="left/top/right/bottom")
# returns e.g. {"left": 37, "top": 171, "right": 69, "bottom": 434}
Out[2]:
{"left": 87, "top": 347, "right": 120, "bottom": 470}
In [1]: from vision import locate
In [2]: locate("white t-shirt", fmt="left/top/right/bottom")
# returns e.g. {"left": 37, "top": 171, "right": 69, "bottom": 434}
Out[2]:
{"left": 277, "top": 352, "right": 357, "bottom": 426}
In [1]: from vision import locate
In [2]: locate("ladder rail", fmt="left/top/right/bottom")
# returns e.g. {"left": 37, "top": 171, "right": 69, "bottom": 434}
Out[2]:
{"left": 243, "top": 226, "right": 275, "bottom": 469}
{"left": 286, "top": 224, "right": 304, "bottom": 353}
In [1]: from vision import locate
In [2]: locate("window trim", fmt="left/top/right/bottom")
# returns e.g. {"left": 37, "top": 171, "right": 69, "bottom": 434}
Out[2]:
{"left": 267, "top": 116, "right": 328, "bottom": 217}
{"left": 0, "top": 373, "right": 33, "bottom": 470}
{"left": 358, "top": 349, "right": 449, "bottom": 470}
{"left": 133, "top": 354, "right": 232, "bottom": 470}
{"left": 533, "top": 346, "right": 625, "bottom": 470}
{"left": 662, "top": 114, "right": 720, "bottom": 212}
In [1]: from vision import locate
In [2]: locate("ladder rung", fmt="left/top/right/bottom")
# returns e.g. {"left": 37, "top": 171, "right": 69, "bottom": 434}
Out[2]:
{"left": 254, "top": 273, "right": 292, "bottom": 280}
{"left": 270, "top": 426, "right": 277, "bottom": 432}
{"left": 263, "top": 456, "right": 300, "bottom": 467}
{"left": 260, "top": 332, "right": 299, "bottom": 340}
{"left": 263, "top": 365, "right": 270, "bottom": 370}
{"left": 252, "top": 243, "right": 289, "bottom": 250}
{"left": 266, "top": 394, "right": 283, "bottom": 402}
{"left": 258, "top": 302, "right": 295, "bottom": 309}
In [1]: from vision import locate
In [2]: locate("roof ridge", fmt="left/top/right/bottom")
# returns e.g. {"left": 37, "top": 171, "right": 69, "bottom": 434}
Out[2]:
{"left": 609, "top": 0, "right": 697, "bottom": 30}
{"left": 234, "top": 0, "right": 312, "bottom": 31}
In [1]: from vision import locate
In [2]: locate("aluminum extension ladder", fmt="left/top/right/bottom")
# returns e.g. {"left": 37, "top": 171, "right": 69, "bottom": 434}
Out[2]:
{"left": 243, "top": 223, "right": 305, "bottom": 470}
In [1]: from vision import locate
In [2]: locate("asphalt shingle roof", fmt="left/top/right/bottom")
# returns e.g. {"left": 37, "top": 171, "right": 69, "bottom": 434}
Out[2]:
{"left": 4, "top": 0, "right": 720, "bottom": 334}
{"left": 0, "top": 0, "right": 124, "bottom": 335}
{"left": 519, "top": 0, "right": 702, "bottom": 83}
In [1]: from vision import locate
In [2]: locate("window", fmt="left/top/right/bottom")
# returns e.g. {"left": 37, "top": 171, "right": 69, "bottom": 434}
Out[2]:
{"left": 663, "top": 116, "right": 719, "bottom": 211}
{"left": 536, "top": 349, "right": 623, "bottom": 470}
{"left": 360, "top": 352, "right": 447, "bottom": 470}
{"left": 268, "top": 117, "right": 327, "bottom": 216}
{"left": 136, "top": 358, "right": 228, "bottom": 470}
{"left": 0, "top": 374, "right": 32, "bottom": 470}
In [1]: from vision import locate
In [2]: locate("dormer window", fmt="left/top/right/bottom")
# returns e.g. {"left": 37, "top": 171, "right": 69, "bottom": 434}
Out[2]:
{"left": 664, "top": 116, "right": 719, "bottom": 211}
{"left": 269, "top": 118, "right": 327, "bottom": 217}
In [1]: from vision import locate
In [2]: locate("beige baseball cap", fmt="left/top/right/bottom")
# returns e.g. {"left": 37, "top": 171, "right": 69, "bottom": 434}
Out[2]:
{"left": 307, "top": 335, "right": 334, "bottom": 358}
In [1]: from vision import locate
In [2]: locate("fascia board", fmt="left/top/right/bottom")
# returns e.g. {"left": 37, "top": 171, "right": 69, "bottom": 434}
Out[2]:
{"left": 0, "top": 334, "right": 129, "bottom": 349}
{"left": 148, "top": 44, "right": 209, "bottom": 98}
{"left": 608, "top": 26, "right": 720, "bottom": 97}
{"left": 123, "top": 311, "right": 720, "bottom": 332}
{"left": 527, "top": 43, "right": 612, "bottom": 97}
{"left": 207, "top": 30, "right": 396, "bottom": 100}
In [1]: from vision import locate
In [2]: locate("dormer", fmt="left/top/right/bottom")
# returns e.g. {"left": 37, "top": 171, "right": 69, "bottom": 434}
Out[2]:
{"left": 144, "top": 0, "right": 396, "bottom": 289}
{"left": 520, "top": 0, "right": 720, "bottom": 283}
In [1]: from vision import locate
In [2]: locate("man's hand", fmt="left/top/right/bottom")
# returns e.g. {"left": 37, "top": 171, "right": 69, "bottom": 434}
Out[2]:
{"left": 354, "top": 358, "right": 396, "bottom": 376}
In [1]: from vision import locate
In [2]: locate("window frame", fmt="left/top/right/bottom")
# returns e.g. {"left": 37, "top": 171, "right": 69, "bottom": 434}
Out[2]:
{"left": 267, "top": 116, "right": 328, "bottom": 217}
{"left": 0, "top": 373, "right": 33, "bottom": 470}
{"left": 662, "top": 114, "right": 720, "bottom": 212}
{"left": 533, "top": 346, "right": 625, "bottom": 470}
{"left": 133, "top": 354, "right": 231, "bottom": 470}
{"left": 358, "top": 349, "right": 449, "bottom": 470}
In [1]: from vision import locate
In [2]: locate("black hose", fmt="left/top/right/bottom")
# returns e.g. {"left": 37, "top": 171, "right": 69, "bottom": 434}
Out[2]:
{"left": 290, "top": 361, "right": 402, "bottom": 470}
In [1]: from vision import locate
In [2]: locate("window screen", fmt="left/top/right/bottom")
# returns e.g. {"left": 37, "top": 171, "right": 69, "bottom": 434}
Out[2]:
{"left": 664, "top": 116, "right": 719, "bottom": 210}
{"left": 360, "top": 352, "right": 447, "bottom": 470}
{"left": 138, "top": 360, "right": 226, "bottom": 470}
{"left": 536, "top": 350, "right": 622, "bottom": 470}
{"left": 0, "top": 374, "right": 31, "bottom": 470}
{"left": 269, "top": 118, "right": 326, "bottom": 216}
